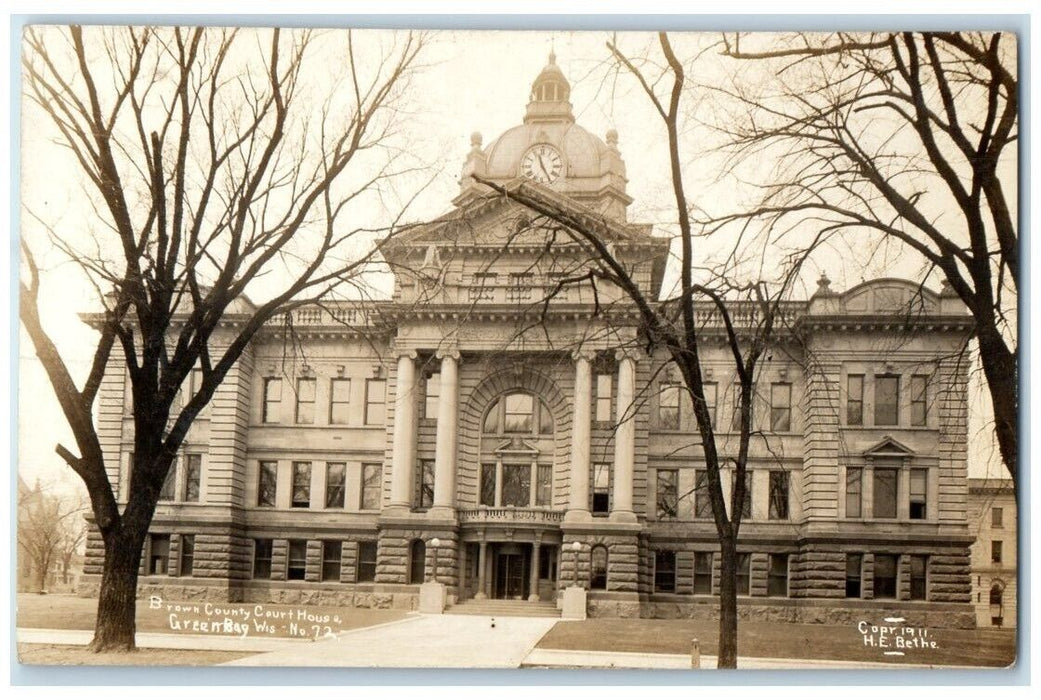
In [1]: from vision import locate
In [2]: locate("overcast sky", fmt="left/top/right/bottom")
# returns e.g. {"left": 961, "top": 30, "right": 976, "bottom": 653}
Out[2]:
{"left": 16, "top": 26, "right": 1010, "bottom": 497}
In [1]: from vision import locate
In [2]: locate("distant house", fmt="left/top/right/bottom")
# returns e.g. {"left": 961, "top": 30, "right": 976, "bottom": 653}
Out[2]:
{"left": 967, "top": 478, "right": 1017, "bottom": 628}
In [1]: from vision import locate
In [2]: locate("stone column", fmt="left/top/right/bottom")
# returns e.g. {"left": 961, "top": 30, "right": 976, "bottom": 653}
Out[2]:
{"left": 529, "top": 541, "right": 542, "bottom": 602}
{"left": 389, "top": 350, "right": 418, "bottom": 509}
{"left": 612, "top": 350, "right": 637, "bottom": 521}
{"left": 475, "top": 540, "right": 488, "bottom": 600}
{"left": 432, "top": 349, "right": 460, "bottom": 515}
{"left": 566, "top": 350, "right": 594, "bottom": 521}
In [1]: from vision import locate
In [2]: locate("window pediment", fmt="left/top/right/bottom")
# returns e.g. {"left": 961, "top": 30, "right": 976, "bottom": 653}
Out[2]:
{"left": 862, "top": 435, "right": 916, "bottom": 459}
{"left": 493, "top": 437, "right": 540, "bottom": 458}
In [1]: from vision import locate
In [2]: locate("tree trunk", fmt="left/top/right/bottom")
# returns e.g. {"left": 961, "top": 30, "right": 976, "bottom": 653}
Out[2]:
{"left": 88, "top": 529, "right": 144, "bottom": 652}
{"left": 717, "top": 531, "right": 739, "bottom": 668}
{"left": 976, "top": 324, "right": 1018, "bottom": 490}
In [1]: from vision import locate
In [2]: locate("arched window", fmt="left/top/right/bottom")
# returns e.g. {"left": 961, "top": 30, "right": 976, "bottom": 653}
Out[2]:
{"left": 408, "top": 539, "right": 426, "bottom": 585}
{"left": 483, "top": 392, "right": 553, "bottom": 436}
{"left": 590, "top": 545, "right": 608, "bottom": 590}
{"left": 990, "top": 582, "right": 1004, "bottom": 606}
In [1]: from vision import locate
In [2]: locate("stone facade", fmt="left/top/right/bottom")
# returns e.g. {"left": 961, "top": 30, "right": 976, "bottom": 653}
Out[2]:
{"left": 80, "top": 54, "right": 978, "bottom": 627}
{"left": 967, "top": 478, "right": 1017, "bottom": 628}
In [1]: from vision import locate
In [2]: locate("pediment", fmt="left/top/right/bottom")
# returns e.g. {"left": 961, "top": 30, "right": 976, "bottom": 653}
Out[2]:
{"left": 493, "top": 437, "right": 540, "bottom": 458}
{"left": 862, "top": 436, "right": 916, "bottom": 458}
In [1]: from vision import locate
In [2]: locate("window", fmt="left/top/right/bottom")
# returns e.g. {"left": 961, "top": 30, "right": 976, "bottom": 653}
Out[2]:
{"left": 910, "top": 375, "right": 928, "bottom": 426}
{"left": 262, "top": 378, "right": 282, "bottom": 423}
{"left": 357, "top": 542, "right": 377, "bottom": 582}
{"left": 364, "top": 379, "right": 386, "bottom": 425}
{"left": 694, "top": 553, "right": 713, "bottom": 594}
{"left": 769, "top": 471, "right": 790, "bottom": 520}
{"left": 325, "top": 463, "right": 346, "bottom": 509}
{"left": 846, "top": 554, "right": 863, "bottom": 598}
{"left": 595, "top": 374, "right": 612, "bottom": 422}
{"left": 847, "top": 374, "right": 864, "bottom": 425}
{"left": 253, "top": 539, "right": 273, "bottom": 579}
{"left": 322, "top": 541, "right": 342, "bottom": 582}
{"left": 504, "top": 393, "right": 534, "bottom": 433}
{"left": 159, "top": 460, "right": 177, "bottom": 502}
{"left": 736, "top": 553, "right": 751, "bottom": 595}
{"left": 991, "top": 541, "right": 1003, "bottom": 563}
{"left": 291, "top": 462, "right": 311, "bottom": 508}
{"left": 730, "top": 384, "right": 753, "bottom": 432}
{"left": 656, "top": 469, "right": 679, "bottom": 519}
{"left": 992, "top": 507, "right": 1004, "bottom": 528}
{"left": 701, "top": 382, "right": 718, "bottom": 429}
{"left": 846, "top": 468, "right": 863, "bottom": 518}
{"left": 694, "top": 470, "right": 712, "bottom": 518}
{"left": 424, "top": 372, "right": 440, "bottom": 419}
{"left": 909, "top": 469, "right": 928, "bottom": 520}
{"left": 480, "top": 464, "right": 496, "bottom": 507}
{"left": 654, "top": 550, "right": 676, "bottom": 593}
{"left": 179, "top": 535, "right": 195, "bottom": 577}
{"left": 147, "top": 534, "right": 170, "bottom": 575}
{"left": 590, "top": 546, "right": 608, "bottom": 590}
{"left": 770, "top": 383, "right": 791, "bottom": 431}
{"left": 872, "top": 468, "right": 898, "bottom": 518}
{"left": 536, "top": 464, "right": 552, "bottom": 507}
{"left": 415, "top": 460, "right": 435, "bottom": 509}
{"left": 592, "top": 463, "right": 610, "bottom": 515}
{"left": 501, "top": 464, "right": 531, "bottom": 507}
{"left": 360, "top": 464, "right": 382, "bottom": 511}
{"left": 483, "top": 393, "right": 552, "bottom": 436}
{"left": 183, "top": 454, "right": 201, "bottom": 502}
{"left": 295, "top": 377, "right": 316, "bottom": 424}
{"left": 184, "top": 368, "right": 203, "bottom": 406}
{"left": 258, "top": 461, "right": 277, "bottom": 508}
{"left": 329, "top": 378, "right": 351, "bottom": 425}
{"left": 873, "top": 554, "right": 898, "bottom": 599}
{"left": 875, "top": 375, "right": 900, "bottom": 426}
{"left": 658, "top": 383, "right": 680, "bottom": 430}
{"left": 731, "top": 471, "right": 752, "bottom": 520}
{"left": 909, "top": 555, "right": 927, "bottom": 600}
{"left": 287, "top": 540, "right": 307, "bottom": 580}
{"left": 470, "top": 272, "right": 497, "bottom": 301}
{"left": 768, "top": 554, "right": 789, "bottom": 597}
{"left": 408, "top": 539, "right": 426, "bottom": 584}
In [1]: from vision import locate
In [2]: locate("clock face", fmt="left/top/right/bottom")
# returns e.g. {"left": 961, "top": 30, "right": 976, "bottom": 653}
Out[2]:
{"left": 521, "top": 144, "right": 563, "bottom": 184}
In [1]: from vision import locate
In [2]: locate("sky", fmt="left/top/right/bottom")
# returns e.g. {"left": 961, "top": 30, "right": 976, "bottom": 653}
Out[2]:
{"left": 14, "top": 26, "right": 1011, "bottom": 498}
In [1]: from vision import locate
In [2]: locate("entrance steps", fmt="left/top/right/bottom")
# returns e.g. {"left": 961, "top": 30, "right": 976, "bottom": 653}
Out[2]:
{"left": 446, "top": 598, "right": 561, "bottom": 618}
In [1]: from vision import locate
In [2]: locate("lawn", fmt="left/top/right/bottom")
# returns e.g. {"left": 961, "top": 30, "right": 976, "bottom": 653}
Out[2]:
{"left": 17, "top": 644, "right": 252, "bottom": 666}
{"left": 17, "top": 593, "right": 408, "bottom": 639}
{"left": 537, "top": 618, "right": 1017, "bottom": 668}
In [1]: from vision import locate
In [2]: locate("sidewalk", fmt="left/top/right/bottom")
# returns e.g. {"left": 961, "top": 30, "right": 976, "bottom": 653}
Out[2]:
{"left": 17, "top": 627, "right": 310, "bottom": 653}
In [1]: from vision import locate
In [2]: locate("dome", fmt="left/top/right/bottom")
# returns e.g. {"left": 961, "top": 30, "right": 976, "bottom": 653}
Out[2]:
{"left": 483, "top": 121, "right": 613, "bottom": 180}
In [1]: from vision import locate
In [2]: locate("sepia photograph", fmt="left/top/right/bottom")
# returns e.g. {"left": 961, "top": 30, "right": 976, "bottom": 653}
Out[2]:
{"left": 13, "top": 12, "right": 1021, "bottom": 679}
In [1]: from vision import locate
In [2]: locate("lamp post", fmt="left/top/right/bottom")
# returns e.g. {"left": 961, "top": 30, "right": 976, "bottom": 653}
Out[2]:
{"left": 430, "top": 537, "right": 441, "bottom": 584}
{"left": 571, "top": 541, "right": 582, "bottom": 588}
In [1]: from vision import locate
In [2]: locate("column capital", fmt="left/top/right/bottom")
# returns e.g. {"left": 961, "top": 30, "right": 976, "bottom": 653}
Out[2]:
{"left": 615, "top": 347, "right": 641, "bottom": 363}
{"left": 393, "top": 347, "right": 419, "bottom": 361}
{"left": 571, "top": 348, "right": 597, "bottom": 364}
{"left": 435, "top": 346, "right": 461, "bottom": 362}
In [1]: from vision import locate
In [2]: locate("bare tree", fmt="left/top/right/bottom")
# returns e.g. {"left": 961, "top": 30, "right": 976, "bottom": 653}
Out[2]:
{"left": 474, "top": 31, "right": 824, "bottom": 669}
{"left": 20, "top": 25, "right": 427, "bottom": 651}
{"left": 715, "top": 31, "right": 1018, "bottom": 490}
{"left": 18, "top": 481, "right": 88, "bottom": 592}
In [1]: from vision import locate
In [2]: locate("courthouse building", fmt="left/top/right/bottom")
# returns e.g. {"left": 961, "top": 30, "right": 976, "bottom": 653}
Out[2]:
{"left": 82, "top": 54, "right": 979, "bottom": 627}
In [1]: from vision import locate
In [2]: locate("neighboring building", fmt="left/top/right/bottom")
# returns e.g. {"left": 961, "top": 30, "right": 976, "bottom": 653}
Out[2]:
{"left": 81, "top": 54, "right": 978, "bottom": 627}
{"left": 967, "top": 478, "right": 1017, "bottom": 628}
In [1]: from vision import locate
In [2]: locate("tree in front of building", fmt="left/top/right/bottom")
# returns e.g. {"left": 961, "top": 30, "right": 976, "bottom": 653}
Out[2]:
{"left": 716, "top": 32, "right": 1018, "bottom": 492}
{"left": 476, "top": 32, "right": 824, "bottom": 669}
{"left": 20, "top": 26, "right": 426, "bottom": 651}
{"left": 17, "top": 479, "right": 88, "bottom": 593}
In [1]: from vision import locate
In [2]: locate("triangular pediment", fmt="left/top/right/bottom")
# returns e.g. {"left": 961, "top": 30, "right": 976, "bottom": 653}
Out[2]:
{"left": 493, "top": 437, "right": 540, "bottom": 458}
{"left": 385, "top": 178, "right": 648, "bottom": 253}
{"left": 862, "top": 436, "right": 916, "bottom": 458}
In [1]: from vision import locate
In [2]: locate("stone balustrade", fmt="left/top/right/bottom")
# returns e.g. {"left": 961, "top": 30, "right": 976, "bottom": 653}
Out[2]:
{"left": 457, "top": 507, "right": 565, "bottom": 525}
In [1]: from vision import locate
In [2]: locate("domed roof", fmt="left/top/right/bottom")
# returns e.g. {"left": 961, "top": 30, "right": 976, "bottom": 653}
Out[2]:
{"left": 484, "top": 121, "right": 613, "bottom": 180}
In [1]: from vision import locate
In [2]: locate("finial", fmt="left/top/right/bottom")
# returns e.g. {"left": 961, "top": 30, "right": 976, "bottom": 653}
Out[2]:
{"left": 606, "top": 128, "right": 618, "bottom": 148}
{"left": 549, "top": 46, "right": 556, "bottom": 65}
{"left": 815, "top": 272, "right": 835, "bottom": 296}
